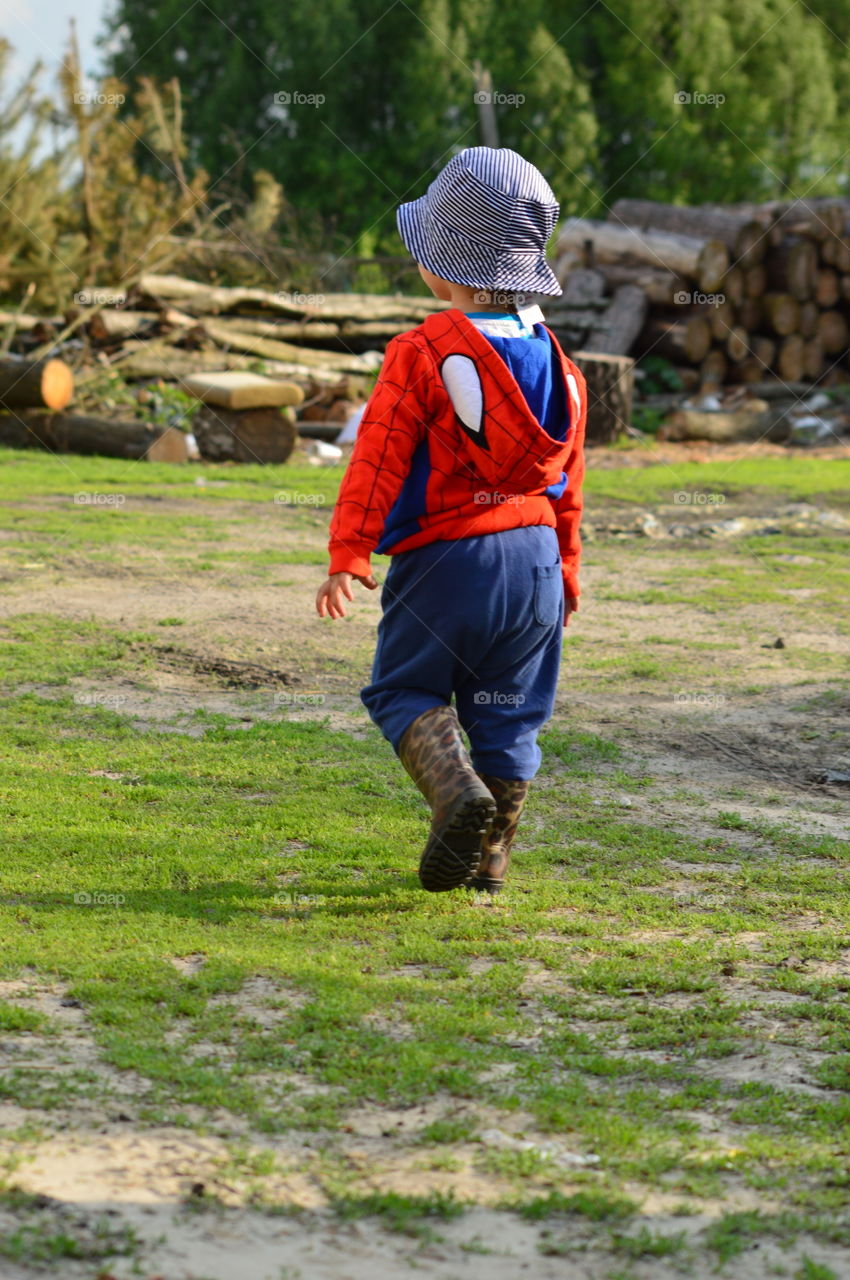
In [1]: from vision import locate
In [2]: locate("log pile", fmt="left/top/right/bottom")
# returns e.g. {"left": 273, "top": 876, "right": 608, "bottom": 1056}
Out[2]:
{"left": 555, "top": 198, "right": 850, "bottom": 389}
{"left": 0, "top": 277, "right": 449, "bottom": 461}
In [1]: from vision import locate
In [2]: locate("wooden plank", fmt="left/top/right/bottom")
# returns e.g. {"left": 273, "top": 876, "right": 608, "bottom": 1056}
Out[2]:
{"left": 181, "top": 371, "right": 305, "bottom": 410}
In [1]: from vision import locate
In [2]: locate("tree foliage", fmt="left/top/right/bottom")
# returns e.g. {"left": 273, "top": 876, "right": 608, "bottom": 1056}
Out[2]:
{"left": 2, "top": 2, "right": 849, "bottom": 305}
{"left": 101, "top": 0, "right": 847, "bottom": 246}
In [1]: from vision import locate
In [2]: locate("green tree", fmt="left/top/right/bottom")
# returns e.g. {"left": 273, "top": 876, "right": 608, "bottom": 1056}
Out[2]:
{"left": 556, "top": 0, "right": 842, "bottom": 203}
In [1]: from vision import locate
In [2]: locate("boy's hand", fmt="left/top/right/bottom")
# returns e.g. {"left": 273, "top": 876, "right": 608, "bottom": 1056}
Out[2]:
{"left": 316, "top": 571, "right": 377, "bottom": 619}
{"left": 564, "top": 595, "right": 579, "bottom": 628}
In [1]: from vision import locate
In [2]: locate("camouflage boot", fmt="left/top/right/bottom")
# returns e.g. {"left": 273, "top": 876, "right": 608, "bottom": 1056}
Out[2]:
{"left": 466, "top": 775, "right": 529, "bottom": 894}
{"left": 398, "top": 705, "right": 497, "bottom": 892}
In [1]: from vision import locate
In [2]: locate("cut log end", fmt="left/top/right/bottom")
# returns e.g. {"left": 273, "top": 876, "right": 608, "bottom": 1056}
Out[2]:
{"left": 41, "top": 359, "right": 75, "bottom": 410}
{"left": 0, "top": 357, "right": 74, "bottom": 411}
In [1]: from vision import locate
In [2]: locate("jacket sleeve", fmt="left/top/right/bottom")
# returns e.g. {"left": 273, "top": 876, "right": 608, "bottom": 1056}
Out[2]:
{"left": 327, "top": 334, "right": 430, "bottom": 577}
{"left": 551, "top": 359, "right": 587, "bottom": 604}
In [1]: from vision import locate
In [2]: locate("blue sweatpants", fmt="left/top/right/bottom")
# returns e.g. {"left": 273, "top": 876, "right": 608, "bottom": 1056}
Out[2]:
{"left": 361, "top": 525, "right": 563, "bottom": 780}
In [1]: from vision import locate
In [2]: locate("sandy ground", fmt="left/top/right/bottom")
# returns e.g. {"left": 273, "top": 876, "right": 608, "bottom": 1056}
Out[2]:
{"left": 2, "top": 972, "right": 849, "bottom": 1280}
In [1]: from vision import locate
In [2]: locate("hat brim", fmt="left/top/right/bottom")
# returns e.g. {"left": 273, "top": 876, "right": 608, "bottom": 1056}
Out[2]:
{"left": 396, "top": 198, "right": 562, "bottom": 298}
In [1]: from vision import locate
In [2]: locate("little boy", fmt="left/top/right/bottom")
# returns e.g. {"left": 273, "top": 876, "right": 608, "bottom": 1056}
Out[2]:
{"left": 316, "top": 147, "right": 587, "bottom": 895}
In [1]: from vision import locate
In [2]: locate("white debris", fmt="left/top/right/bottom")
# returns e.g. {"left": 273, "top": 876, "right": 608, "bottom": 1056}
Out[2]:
{"left": 336, "top": 404, "right": 365, "bottom": 445}
{"left": 479, "top": 1128, "right": 600, "bottom": 1167}
{"left": 306, "top": 441, "right": 344, "bottom": 465}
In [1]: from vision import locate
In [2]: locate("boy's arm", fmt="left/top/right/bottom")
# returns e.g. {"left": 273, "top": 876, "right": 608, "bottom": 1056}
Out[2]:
{"left": 328, "top": 335, "right": 430, "bottom": 577}
{"left": 552, "top": 360, "right": 588, "bottom": 606}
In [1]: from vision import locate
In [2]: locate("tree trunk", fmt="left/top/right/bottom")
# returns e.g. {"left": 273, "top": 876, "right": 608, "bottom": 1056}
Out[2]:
{"left": 762, "top": 294, "right": 801, "bottom": 336}
{"left": 737, "top": 297, "right": 763, "bottom": 331}
{"left": 768, "top": 237, "right": 818, "bottom": 300}
{"left": 608, "top": 198, "right": 755, "bottom": 249}
{"left": 700, "top": 349, "right": 727, "bottom": 386}
{"left": 660, "top": 404, "right": 790, "bottom": 443}
{"left": 726, "top": 326, "right": 751, "bottom": 363}
{"left": 0, "top": 410, "right": 188, "bottom": 460}
{"left": 749, "top": 335, "right": 776, "bottom": 371}
{"left": 561, "top": 266, "right": 607, "bottom": 302}
{"left": 776, "top": 334, "right": 806, "bottom": 382}
{"left": 727, "top": 358, "right": 770, "bottom": 385}
{"left": 815, "top": 268, "right": 840, "bottom": 308}
{"left": 697, "top": 239, "right": 729, "bottom": 292}
{"left": 570, "top": 351, "right": 634, "bottom": 442}
{"left": 556, "top": 218, "right": 708, "bottom": 278}
{"left": 734, "top": 220, "right": 768, "bottom": 269}
{"left": 804, "top": 337, "right": 825, "bottom": 381}
{"left": 135, "top": 273, "right": 445, "bottom": 323}
{"left": 590, "top": 263, "right": 689, "bottom": 305}
{"left": 201, "top": 319, "right": 376, "bottom": 373}
{"left": 723, "top": 267, "right": 745, "bottom": 306}
{"left": 709, "top": 302, "right": 735, "bottom": 342}
{"left": 86, "top": 308, "right": 196, "bottom": 342}
{"left": 799, "top": 300, "right": 820, "bottom": 337}
{"left": 766, "top": 200, "right": 848, "bottom": 243}
{"left": 639, "top": 314, "right": 712, "bottom": 363}
{"left": 113, "top": 340, "right": 343, "bottom": 385}
{"left": 580, "top": 284, "right": 648, "bottom": 355}
{"left": 817, "top": 309, "right": 850, "bottom": 355}
{"left": 0, "top": 358, "right": 74, "bottom": 410}
{"left": 192, "top": 404, "right": 298, "bottom": 463}
{"left": 744, "top": 264, "right": 767, "bottom": 298}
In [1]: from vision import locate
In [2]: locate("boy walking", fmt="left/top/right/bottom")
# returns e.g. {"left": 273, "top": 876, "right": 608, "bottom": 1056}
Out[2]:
{"left": 316, "top": 148, "right": 586, "bottom": 895}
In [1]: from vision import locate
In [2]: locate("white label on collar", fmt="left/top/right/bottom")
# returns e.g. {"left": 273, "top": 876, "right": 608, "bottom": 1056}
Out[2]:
{"left": 517, "top": 305, "right": 544, "bottom": 328}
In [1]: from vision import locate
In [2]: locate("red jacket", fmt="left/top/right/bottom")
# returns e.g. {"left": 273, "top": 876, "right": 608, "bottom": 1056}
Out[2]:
{"left": 328, "top": 308, "right": 587, "bottom": 600}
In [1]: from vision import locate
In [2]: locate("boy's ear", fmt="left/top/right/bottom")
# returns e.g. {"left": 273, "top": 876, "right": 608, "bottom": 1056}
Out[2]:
{"left": 418, "top": 264, "right": 453, "bottom": 301}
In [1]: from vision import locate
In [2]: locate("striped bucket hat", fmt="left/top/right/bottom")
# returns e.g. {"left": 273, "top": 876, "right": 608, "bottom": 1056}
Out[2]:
{"left": 397, "top": 147, "right": 562, "bottom": 298}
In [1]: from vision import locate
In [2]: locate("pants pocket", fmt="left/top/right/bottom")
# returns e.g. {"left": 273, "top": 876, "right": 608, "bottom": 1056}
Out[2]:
{"left": 533, "top": 562, "right": 562, "bottom": 626}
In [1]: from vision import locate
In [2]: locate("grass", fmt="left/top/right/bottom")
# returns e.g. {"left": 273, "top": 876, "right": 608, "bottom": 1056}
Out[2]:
{"left": 0, "top": 446, "right": 848, "bottom": 1273}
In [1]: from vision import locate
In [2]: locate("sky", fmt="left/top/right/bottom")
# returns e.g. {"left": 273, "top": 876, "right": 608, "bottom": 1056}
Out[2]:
{"left": 4, "top": 0, "right": 112, "bottom": 96}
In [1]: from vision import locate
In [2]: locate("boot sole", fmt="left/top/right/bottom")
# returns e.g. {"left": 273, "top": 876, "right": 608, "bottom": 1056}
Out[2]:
{"left": 419, "top": 791, "right": 496, "bottom": 892}
{"left": 465, "top": 876, "right": 505, "bottom": 894}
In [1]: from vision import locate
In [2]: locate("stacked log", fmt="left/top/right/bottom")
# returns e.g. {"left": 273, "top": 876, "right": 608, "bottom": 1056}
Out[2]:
{"left": 180, "top": 372, "right": 303, "bottom": 463}
{"left": 555, "top": 198, "right": 850, "bottom": 389}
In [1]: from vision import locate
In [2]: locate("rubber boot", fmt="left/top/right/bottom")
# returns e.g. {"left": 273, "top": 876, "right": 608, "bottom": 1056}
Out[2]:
{"left": 398, "top": 705, "right": 497, "bottom": 892}
{"left": 466, "top": 775, "right": 529, "bottom": 894}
